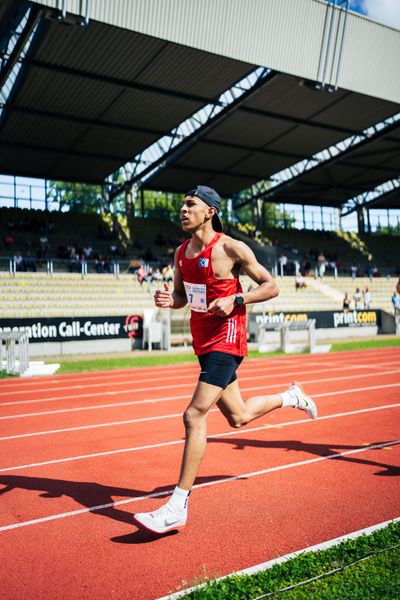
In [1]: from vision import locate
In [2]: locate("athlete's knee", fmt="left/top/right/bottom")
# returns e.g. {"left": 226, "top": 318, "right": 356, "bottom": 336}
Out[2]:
{"left": 183, "top": 405, "right": 206, "bottom": 430}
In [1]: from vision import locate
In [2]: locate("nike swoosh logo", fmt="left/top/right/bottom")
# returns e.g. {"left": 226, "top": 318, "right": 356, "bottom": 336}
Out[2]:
{"left": 164, "top": 518, "right": 181, "bottom": 526}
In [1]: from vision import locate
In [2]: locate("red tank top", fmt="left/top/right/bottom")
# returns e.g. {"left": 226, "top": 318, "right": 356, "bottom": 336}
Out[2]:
{"left": 177, "top": 233, "right": 247, "bottom": 356}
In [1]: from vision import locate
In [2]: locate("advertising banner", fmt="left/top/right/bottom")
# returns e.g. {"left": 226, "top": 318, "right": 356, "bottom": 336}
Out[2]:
{"left": 0, "top": 315, "right": 143, "bottom": 343}
{"left": 250, "top": 309, "right": 381, "bottom": 330}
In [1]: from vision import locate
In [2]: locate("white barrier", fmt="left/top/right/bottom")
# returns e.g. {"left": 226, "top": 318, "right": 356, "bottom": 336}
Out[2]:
{"left": 142, "top": 309, "right": 171, "bottom": 351}
{"left": 258, "top": 319, "right": 319, "bottom": 353}
{"left": 0, "top": 331, "right": 30, "bottom": 375}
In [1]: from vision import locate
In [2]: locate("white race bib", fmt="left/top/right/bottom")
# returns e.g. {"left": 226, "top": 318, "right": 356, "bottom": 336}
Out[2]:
{"left": 184, "top": 281, "right": 207, "bottom": 313}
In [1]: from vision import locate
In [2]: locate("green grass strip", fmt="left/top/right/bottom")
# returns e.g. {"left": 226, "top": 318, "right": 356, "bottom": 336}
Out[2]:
{"left": 0, "top": 371, "right": 18, "bottom": 379}
{"left": 330, "top": 337, "right": 400, "bottom": 352}
{"left": 57, "top": 352, "right": 199, "bottom": 373}
{"left": 55, "top": 337, "right": 400, "bottom": 373}
{"left": 182, "top": 521, "right": 400, "bottom": 599}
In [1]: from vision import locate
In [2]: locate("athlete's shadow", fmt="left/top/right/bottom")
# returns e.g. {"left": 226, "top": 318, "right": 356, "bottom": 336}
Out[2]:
{"left": 0, "top": 474, "right": 233, "bottom": 543}
{"left": 208, "top": 437, "right": 400, "bottom": 476}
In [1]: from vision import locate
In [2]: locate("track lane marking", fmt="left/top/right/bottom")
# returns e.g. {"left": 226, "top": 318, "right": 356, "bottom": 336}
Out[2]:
{"left": 1, "top": 358, "right": 399, "bottom": 402}
{"left": 1, "top": 439, "right": 398, "bottom": 532}
{"left": 1, "top": 371, "right": 399, "bottom": 420}
{"left": 0, "top": 400, "right": 399, "bottom": 471}
{"left": 1, "top": 346, "right": 398, "bottom": 392}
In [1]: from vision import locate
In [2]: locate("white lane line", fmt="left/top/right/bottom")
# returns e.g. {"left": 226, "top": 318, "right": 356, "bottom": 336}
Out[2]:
{"left": 1, "top": 383, "right": 400, "bottom": 442}
{"left": 157, "top": 516, "right": 400, "bottom": 600}
{"left": 1, "top": 371, "right": 399, "bottom": 421}
{"left": 1, "top": 401, "right": 399, "bottom": 471}
{"left": 0, "top": 363, "right": 370, "bottom": 403}
{"left": 0, "top": 359, "right": 398, "bottom": 406}
{"left": 1, "top": 359, "right": 399, "bottom": 403}
{"left": 1, "top": 347, "right": 398, "bottom": 392}
{"left": 1, "top": 439, "right": 398, "bottom": 533}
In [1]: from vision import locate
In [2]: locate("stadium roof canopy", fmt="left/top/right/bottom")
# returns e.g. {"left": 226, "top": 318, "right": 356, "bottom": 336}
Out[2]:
{"left": 1, "top": 0, "right": 399, "bottom": 210}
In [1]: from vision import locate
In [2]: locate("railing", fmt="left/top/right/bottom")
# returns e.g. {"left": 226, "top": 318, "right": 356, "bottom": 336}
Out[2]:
{"left": 0, "top": 331, "right": 29, "bottom": 375}
{"left": 0, "top": 256, "right": 397, "bottom": 280}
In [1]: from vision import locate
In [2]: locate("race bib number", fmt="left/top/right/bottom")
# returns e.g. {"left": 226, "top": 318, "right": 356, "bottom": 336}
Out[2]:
{"left": 184, "top": 281, "right": 207, "bottom": 313}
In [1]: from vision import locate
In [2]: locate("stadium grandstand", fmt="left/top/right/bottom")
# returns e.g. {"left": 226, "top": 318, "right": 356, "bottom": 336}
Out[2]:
{"left": 1, "top": 2, "right": 400, "bottom": 599}
{"left": 0, "top": 0, "right": 399, "bottom": 363}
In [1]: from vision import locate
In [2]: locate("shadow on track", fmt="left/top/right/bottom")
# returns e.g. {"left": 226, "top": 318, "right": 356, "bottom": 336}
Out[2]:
{"left": 0, "top": 474, "right": 233, "bottom": 533}
{"left": 208, "top": 437, "right": 400, "bottom": 476}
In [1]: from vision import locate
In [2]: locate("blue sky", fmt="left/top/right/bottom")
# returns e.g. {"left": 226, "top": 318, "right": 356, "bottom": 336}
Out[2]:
{"left": 330, "top": 0, "right": 400, "bottom": 29}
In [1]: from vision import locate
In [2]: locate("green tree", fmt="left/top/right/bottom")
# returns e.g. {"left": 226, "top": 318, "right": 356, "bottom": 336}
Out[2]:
{"left": 48, "top": 181, "right": 108, "bottom": 214}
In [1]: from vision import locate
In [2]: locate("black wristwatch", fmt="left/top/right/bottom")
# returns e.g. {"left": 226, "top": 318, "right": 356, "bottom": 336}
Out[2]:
{"left": 234, "top": 294, "right": 245, "bottom": 307}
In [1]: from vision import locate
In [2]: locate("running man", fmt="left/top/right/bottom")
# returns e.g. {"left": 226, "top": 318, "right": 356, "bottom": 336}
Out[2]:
{"left": 134, "top": 185, "right": 317, "bottom": 534}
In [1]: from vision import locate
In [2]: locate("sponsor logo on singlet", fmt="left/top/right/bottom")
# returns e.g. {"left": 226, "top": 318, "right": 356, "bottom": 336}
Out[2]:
{"left": 198, "top": 258, "right": 209, "bottom": 268}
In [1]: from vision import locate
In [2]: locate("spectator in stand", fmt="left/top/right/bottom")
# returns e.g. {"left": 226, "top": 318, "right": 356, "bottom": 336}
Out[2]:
{"left": 25, "top": 252, "right": 37, "bottom": 272}
{"left": 38, "top": 234, "right": 49, "bottom": 260}
{"left": 14, "top": 251, "right": 25, "bottom": 272}
{"left": 363, "top": 288, "right": 371, "bottom": 310}
{"left": 351, "top": 264, "right": 357, "bottom": 279}
{"left": 126, "top": 258, "right": 141, "bottom": 275}
{"left": 303, "top": 260, "right": 312, "bottom": 277}
{"left": 4, "top": 233, "right": 14, "bottom": 249}
{"left": 353, "top": 288, "right": 362, "bottom": 310}
{"left": 137, "top": 263, "right": 147, "bottom": 286}
{"left": 151, "top": 268, "right": 163, "bottom": 283}
{"left": 317, "top": 252, "right": 326, "bottom": 278}
{"left": 278, "top": 254, "right": 287, "bottom": 276}
{"left": 295, "top": 273, "right": 307, "bottom": 291}
{"left": 83, "top": 245, "right": 93, "bottom": 260}
{"left": 392, "top": 289, "right": 400, "bottom": 315}
{"left": 372, "top": 266, "right": 381, "bottom": 278}
{"left": 343, "top": 293, "right": 351, "bottom": 310}
{"left": 365, "top": 264, "right": 373, "bottom": 280}
{"left": 162, "top": 263, "right": 174, "bottom": 283}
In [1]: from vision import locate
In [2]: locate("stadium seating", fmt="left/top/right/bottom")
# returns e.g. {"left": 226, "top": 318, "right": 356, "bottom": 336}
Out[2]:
{"left": 0, "top": 207, "right": 185, "bottom": 266}
{"left": 1, "top": 271, "right": 396, "bottom": 319}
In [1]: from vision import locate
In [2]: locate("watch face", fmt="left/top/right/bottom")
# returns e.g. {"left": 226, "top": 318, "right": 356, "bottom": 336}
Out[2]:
{"left": 235, "top": 295, "right": 244, "bottom": 307}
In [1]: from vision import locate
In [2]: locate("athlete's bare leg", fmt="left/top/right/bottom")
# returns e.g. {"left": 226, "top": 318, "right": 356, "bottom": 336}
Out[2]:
{"left": 177, "top": 380, "right": 223, "bottom": 490}
{"left": 177, "top": 379, "right": 282, "bottom": 490}
{"left": 217, "top": 379, "right": 282, "bottom": 428}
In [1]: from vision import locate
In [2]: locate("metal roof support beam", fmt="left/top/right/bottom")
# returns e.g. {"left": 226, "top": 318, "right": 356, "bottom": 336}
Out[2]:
{"left": 235, "top": 111, "right": 400, "bottom": 209}
{"left": 6, "top": 104, "right": 169, "bottom": 137}
{"left": 109, "top": 67, "right": 278, "bottom": 199}
{"left": 341, "top": 177, "right": 400, "bottom": 216}
{"left": 0, "top": 4, "right": 42, "bottom": 124}
{"left": 1, "top": 138, "right": 128, "bottom": 163}
{"left": 0, "top": 4, "right": 42, "bottom": 92}
{"left": 22, "top": 58, "right": 216, "bottom": 106}
{"left": 238, "top": 103, "right": 356, "bottom": 136}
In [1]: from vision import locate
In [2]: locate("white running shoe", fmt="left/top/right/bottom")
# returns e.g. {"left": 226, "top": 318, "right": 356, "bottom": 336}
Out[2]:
{"left": 134, "top": 502, "right": 187, "bottom": 534}
{"left": 289, "top": 381, "right": 317, "bottom": 420}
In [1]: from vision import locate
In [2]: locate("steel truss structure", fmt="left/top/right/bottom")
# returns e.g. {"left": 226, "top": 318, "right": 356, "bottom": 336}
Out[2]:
{"left": 109, "top": 67, "right": 276, "bottom": 199}
{"left": 0, "top": 2, "right": 41, "bottom": 122}
{"left": 233, "top": 111, "right": 400, "bottom": 210}
{"left": 341, "top": 177, "right": 400, "bottom": 217}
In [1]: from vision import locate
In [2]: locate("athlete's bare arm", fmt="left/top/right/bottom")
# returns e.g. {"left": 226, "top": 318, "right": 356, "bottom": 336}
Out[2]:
{"left": 208, "top": 236, "right": 279, "bottom": 316}
{"left": 154, "top": 246, "right": 187, "bottom": 309}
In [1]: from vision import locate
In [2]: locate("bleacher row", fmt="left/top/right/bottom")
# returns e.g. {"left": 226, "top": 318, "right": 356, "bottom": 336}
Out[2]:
{"left": 0, "top": 272, "right": 396, "bottom": 320}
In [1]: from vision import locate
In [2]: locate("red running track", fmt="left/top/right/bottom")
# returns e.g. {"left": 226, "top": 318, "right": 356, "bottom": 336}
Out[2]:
{"left": 0, "top": 347, "right": 399, "bottom": 599}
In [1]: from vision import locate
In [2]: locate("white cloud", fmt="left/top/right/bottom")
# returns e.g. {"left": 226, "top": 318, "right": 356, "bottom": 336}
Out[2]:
{"left": 362, "top": 0, "right": 400, "bottom": 29}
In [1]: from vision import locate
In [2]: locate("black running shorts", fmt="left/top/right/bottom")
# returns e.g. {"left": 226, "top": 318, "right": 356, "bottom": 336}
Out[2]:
{"left": 198, "top": 351, "right": 244, "bottom": 389}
